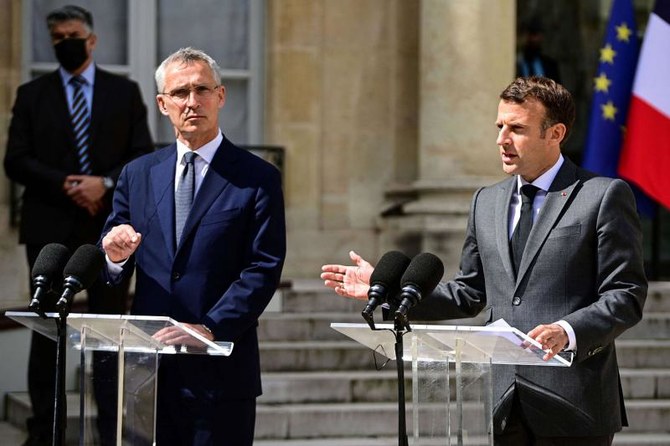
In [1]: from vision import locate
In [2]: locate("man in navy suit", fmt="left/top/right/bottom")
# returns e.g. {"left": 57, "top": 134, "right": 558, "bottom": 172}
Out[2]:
{"left": 101, "top": 47, "right": 286, "bottom": 446}
{"left": 4, "top": 5, "right": 153, "bottom": 445}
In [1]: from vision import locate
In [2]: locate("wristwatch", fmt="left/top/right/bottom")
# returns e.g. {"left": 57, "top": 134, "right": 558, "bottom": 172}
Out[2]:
{"left": 102, "top": 176, "right": 115, "bottom": 190}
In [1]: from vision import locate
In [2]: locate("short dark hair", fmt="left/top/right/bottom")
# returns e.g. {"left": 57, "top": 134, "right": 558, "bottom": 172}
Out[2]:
{"left": 46, "top": 5, "right": 94, "bottom": 32}
{"left": 500, "top": 76, "right": 576, "bottom": 141}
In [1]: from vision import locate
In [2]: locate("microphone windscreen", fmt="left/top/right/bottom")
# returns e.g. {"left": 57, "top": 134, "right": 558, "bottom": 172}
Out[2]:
{"left": 400, "top": 252, "right": 444, "bottom": 296}
{"left": 63, "top": 244, "right": 106, "bottom": 288}
{"left": 32, "top": 243, "right": 71, "bottom": 278}
{"left": 370, "top": 251, "right": 411, "bottom": 290}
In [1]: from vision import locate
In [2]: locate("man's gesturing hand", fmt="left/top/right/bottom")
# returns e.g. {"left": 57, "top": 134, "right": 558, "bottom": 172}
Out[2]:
{"left": 102, "top": 224, "right": 142, "bottom": 263}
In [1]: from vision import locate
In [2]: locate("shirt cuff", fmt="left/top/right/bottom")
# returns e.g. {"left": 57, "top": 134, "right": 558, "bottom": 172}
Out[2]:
{"left": 556, "top": 319, "right": 577, "bottom": 351}
{"left": 105, "top": 254, "right": 127, "bottom": 278}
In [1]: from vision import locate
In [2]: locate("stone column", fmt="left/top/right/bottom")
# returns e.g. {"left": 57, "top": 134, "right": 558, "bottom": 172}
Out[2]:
{"left": 0, "top": 0, "right": 29, "bottom": 307}
{"left": 382, "top": 0, "right": 516, "bottom": 274}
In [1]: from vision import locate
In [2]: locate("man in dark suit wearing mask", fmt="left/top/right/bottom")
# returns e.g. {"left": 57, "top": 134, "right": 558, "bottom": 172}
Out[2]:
{"left": 4, "top": 5, "right": 153, "bottom": 445}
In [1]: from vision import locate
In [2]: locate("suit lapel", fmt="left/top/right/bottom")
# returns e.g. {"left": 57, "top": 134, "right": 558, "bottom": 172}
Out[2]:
{"left": 176, "top": 140, "right": 236, "bottom": 252}
{"left": 47, "top": 71, "right": 76, "bottom": 147}
{"left": 150, "top": 146, "right": 178, "bottom": 257}
{"left": 495, "top": 177, "right": 517, "bottom": 282}
{"left": 515, "top": 159, "right": 581, "bottom": 284}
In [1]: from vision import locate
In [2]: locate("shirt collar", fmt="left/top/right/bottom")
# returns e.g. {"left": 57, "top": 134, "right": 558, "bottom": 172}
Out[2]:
{"left": 59, "top": 63, "right": 96, "bottom": 87}
{"left": 517, "top": 154, "right": 564, "bottom": 193}
{"left": 176, "top": 130, "right": 223, "bottom": 165}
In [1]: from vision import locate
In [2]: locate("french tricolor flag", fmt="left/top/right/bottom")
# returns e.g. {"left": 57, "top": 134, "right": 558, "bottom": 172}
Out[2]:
{"left": 619, "top": 1, "right": 670, "bottom": 209}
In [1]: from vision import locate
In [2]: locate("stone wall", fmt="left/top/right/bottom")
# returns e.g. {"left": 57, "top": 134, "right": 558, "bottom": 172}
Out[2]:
{"left": 267, "top": 0, "right": 514, "bottom": 276}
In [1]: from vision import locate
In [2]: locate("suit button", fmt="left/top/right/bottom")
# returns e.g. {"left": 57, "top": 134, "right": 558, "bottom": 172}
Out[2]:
{"left": 172, "top": 272, "right": 181, "bottom": 281}
{"left": 512, "top": 296, "right": 522, "bottom": 306}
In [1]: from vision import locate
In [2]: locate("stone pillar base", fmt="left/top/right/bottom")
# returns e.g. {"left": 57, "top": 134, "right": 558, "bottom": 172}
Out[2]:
{"left": 379, "top": 177, "right": 501, "bottom": 275}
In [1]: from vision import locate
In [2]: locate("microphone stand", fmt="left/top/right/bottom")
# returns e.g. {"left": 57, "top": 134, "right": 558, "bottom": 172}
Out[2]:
{"left": 52, "top": 308, "right": 70, "bottom": 446}
{"left": 392, "top": 316, "right": 410, "bottom": 446}
{"left": 362, "top": 308, "right": 411, "bottom": 446}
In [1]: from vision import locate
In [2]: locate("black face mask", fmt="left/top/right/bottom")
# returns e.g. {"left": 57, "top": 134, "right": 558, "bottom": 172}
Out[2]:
{"left": 54, "top": 38, "right": 89, "bottom": 72}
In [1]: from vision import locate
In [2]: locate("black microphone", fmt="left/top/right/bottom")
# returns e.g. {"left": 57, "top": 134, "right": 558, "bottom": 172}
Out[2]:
{"left": 29, "top": 243, "right": 71, "bottom": 314}
{"left": 55, "top": 244, "right": 106, "bottom": 316}
{"left": 362, "top": 251, "right": 411, "bottom": 326}
{"left": 395, "top": 253, "right": 445, "bottom": 324}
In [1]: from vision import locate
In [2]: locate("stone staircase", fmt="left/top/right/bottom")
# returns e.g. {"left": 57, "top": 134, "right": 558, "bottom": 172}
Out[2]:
{"left": 255, "top": 280, "right": 670, "bottom": 445}
{"left": 5, "top": 280, "right": 670, "bottom": 445}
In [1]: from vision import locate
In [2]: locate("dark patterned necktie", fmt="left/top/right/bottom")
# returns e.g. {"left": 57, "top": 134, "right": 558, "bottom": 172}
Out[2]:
{"left": 510, "top": 184, "right": 540, "bottom": 275}
{"left": 175, "top": 151, "right": 198, "bottom": 245}
{"left": 69, "top": 76, "right": 92, "bottom": 174}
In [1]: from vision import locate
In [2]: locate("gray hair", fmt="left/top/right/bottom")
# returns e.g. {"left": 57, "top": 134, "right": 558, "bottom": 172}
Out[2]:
{"left": 155, "top": 47, "right": 222, "bottom": 93}
{"left": 46, "top": 5, "right": 94, "bottom": 33}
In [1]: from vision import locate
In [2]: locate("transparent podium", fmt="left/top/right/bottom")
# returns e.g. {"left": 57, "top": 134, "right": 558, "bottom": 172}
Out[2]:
{"left": 332, "top": 322, "right": 572, "bottom": 446}
{"left": 6, "top": 311, "right": 233, "bottom": 446}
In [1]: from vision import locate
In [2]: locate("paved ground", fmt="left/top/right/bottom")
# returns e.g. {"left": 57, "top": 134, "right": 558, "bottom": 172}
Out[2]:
{"left": 0, "top": 422, "right": 27, "bottom": 445}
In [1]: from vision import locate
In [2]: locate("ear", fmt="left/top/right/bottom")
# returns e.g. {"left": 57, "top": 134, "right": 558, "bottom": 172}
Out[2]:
{"left": 217, "top": 84, "right": 226, "bottom": 109}
{"left": 156, "top": 96, "right": 169, "bottom": 115}
{"left": 87, "top": 33, "right": 97, "bottom": 52}
{"left": 550, "top": 123, "right": 567, "bottom": 145}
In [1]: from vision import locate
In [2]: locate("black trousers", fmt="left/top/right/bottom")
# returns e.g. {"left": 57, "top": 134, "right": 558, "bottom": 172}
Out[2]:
{"left": 155, "top": 362, "right": 257, "bottom": 446}
{"left": 494, "top": 394, "right": 614, "bottom": 446}
{"left": 25, "top": 243, "right": 130, "bottom": 446}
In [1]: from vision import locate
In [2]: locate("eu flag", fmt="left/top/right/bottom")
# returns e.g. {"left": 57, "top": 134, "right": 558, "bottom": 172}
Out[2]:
{"left": 582, "top": 0, "right": 656, "bottom": 215}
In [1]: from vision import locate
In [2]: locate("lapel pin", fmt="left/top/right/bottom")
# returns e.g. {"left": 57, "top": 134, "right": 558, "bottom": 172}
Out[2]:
{"left": 561, "top": 192, "right": 567, "bottom": 197}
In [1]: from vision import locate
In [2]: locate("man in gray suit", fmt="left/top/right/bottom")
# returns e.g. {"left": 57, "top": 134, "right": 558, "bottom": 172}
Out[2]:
{"left": 321, "top": 76, "right": 647, "bottom": 445}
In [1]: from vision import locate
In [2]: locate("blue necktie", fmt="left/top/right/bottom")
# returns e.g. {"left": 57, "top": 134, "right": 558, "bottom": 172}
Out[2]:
{"left": 510, "top": 184, "right": 540, "bottom": 275}
{"left": 70, "top": 76, "right": 92, "bottom": 174}
{"left": 175, "top": 151, "right": 198, "bottom": 245}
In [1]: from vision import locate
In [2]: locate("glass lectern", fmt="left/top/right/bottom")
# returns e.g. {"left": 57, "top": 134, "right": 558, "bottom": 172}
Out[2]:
{"left": 6, "top": 311, "right": 233, "bottom": 446}
{"left": 332, "top": 322, "right": 572, "bottom": 446}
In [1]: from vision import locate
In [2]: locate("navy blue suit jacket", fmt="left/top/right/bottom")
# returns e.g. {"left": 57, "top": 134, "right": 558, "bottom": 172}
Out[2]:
{"left": 101, "top": 135, "right": 286, "bottom": 399}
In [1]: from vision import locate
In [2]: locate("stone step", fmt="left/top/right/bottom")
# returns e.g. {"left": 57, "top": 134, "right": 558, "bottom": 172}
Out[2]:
{"left": 645, "top": 283, "right": 670, "bottom": 312}
{"left": 5, "top": 393, "right": 80, "bottom": 445}
{"left": 259, "top": 311, "right": 489, "bottom": 342}
{"left": 259, "top": 312, "right": 364, "bottom": 342}
{"left": 256, "top": 439, "right": 486, "bottom": 446}
{"left": 281, "top": 280, "right": 361, "bottom": 314}
{"left": 254, "top": 401, "right": 485, "bottom": 439}
{"left": 8, "top": 392, "right": 670, "bottom": 441}
{"left": 259, "top": 339, "right": 670, "bottom": 372}
{"left": 0, "top": 421, "right": 28, "bottom": 446}
{"left": 260, "top": 368, "right": 670, "bottom": 404}
{"left": 260, "top": 370, "right": 398, "bottom": 404}
{"left": 254, "top": 400, "right": 670, "bottom": 439}
{"left": 260, "top": 341, "right": 371, "bottom": 372}
{"left": 252, "top": 433, "right": 670, "bottom": 445}
{"left": 259, "top": 310, "right": 670, "bottom": 343}
{"left": 621, "top": 368, "right": 670, "bottom": 399}
{"left": 281, "top": 280, "right": 670, "bottom": 314}
{"left": 621, "top": 312, "right": 670, "bottom": 339}
{"left": 617, "top": 339, "right": 670, "bottom": 368}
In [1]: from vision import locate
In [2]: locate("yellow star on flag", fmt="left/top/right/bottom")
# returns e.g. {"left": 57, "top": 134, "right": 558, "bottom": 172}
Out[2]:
{"left": 601, "top": 101, "right": 618, "bottom": 121}
{"left": 600, "top": 44, "right": 616, "bottom": 64}
{"left": 616, "top": 22, "right": 632, "bottom": 42}
{"left": 594, "top": 73, "right": 612, "bottom": 93}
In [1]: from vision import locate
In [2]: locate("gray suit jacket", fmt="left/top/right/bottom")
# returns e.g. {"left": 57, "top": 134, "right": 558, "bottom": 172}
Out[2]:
{"left": 415, "top": 158, "right": 647, "bottom": 436}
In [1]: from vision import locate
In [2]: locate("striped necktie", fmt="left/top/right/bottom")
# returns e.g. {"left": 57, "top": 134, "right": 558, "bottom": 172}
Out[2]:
{"left": 70, "top": 76, "right": 92, "bottom": 174}
{"left": 175, "top": 151, "right": 198, "bottom": 246}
